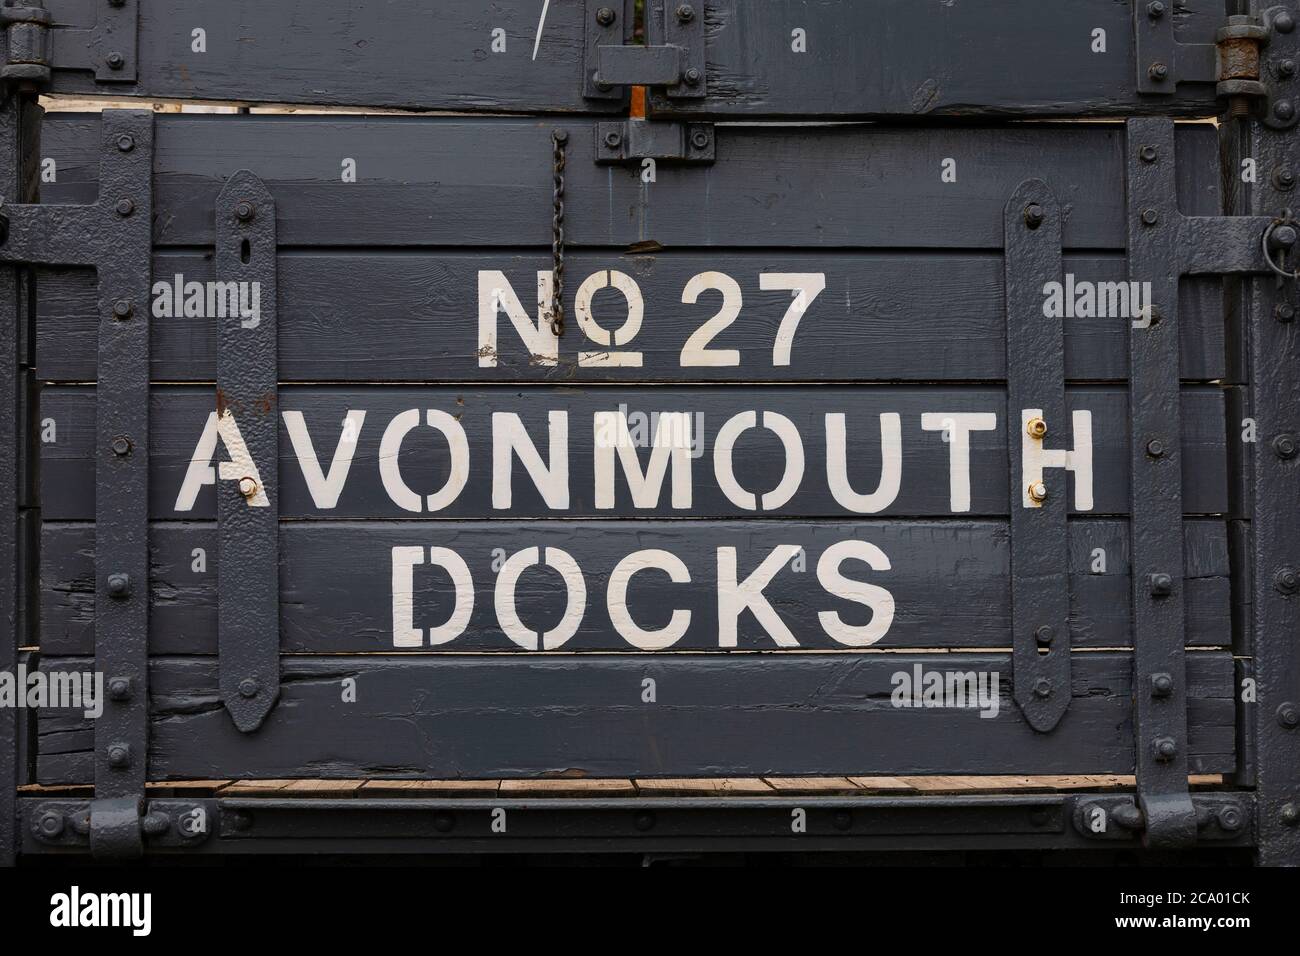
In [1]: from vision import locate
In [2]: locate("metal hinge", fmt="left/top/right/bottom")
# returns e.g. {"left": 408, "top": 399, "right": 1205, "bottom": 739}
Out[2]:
{"left": 30, "top": 799, "right": 214, "bottom": 856}
{"left": 1072, "top": 794, "right": 1251, "bottom": 844}
{"left": 1, "top": 0, "right": 138, "bottom": 90}
{"left": 0, "top": 3, "right": 51, "bottom": 88}
{"left": 586, "top": 0, "right": 705, "bottom": 100}
{"left": 1136, "top": 4, "right": 1299, "bottom": 127}
{"left": 594, "top": 120, "right": 715, "bottom": 165}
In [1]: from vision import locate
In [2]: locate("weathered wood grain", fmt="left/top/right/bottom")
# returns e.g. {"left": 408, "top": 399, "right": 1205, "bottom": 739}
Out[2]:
{"left": 34, "top": 651, "right": 1237, "bottom": 783}
{"left": 39, "top": 518, "right": 1231, "bottom": 655}
{"left": 37, "top": 384, "right": 1229, "bottom": 519}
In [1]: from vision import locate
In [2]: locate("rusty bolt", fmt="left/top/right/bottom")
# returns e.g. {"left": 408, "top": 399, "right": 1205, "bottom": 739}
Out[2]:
{"left": 1149, "top": 572, "right": 1173, "bottom": 597}
{"left": 1148, "top": 62, "right": 1169, "bottom": 82}
{"left": 1277, "top": 11, "right": 1296, "bottom": 34}
{"left": 116, "top": 133, "right": 134, "bottom": 153}
{"left": 1027, "top": 480, "right": 1048, "bottom": 503}
{"left": 595, "top": 6, "right": 616, "bottom": 26}
{"left": 1151, "top": 673, "right": 1174, "bottom": 697}
{"left": 1275, "top": 100, "right": 1296, "bottom": 122}
{"left": 1280, "top": 59, "right": 1297, "bottom": 78}
{"left": 1275, "top": 567, "right": 1300, "bottom": 594}
{"left": 1153, "top": 736, "right": 1178, "bottom": 761}
{"left": 1023, "top": 203, "right": 1045, "bottom": 229}
{"left": 1139, "top": 144, "right": 1158, "bottom": 163}
{"left": 239, "top": 678, "right": 260, "bottom": 698}
{"left": 1035, "top": 624, "right": 1055, "bottom": 646}
{"left": 1026, "top": 417, "right": 1047, "bottom": 440}
{"left": 1274, "top": 433, "right": 1299, "bottom": 459}
{"left": 112, "top": 298, "right": 133, "bottom": 320}
{"left": 1282, "top": 803, "right": 1300, "bottom": 826}
{"left": 1141, "top": 207, "right": 1160, "bottom": 226}
{"left": 234, "top": 200, "right": 256, "bottom": 222}
{"left": 238, "top": 476, "right": 258, "bottom": 499}
{"left": 691, "top": 129, "right": 710, "bottom": 150}
{"left": 675, "top": 4, "right": 695, "bottom": 23}
{"left": 106, "top": 572, "right": 130, "bottom": 598}
{"left": 110, "top": 435, "right": 131, "bottom": 456}
{"left": 107, "top": 743, "right": 131, "bottom": 768}
{"left": 604, "top": 130, "right": 622, "bottom": 149}
{"left": 35, "top": 811, "right": 64, "bottom": 839}
{"left": 108, "top": 676, "right": 132, "bottom": 701}
{"left": 684, "top": 67, "right": 702, "bottom": 87}
{"left": 115, "top": 197, "right": 134, "bottom": 217}
{"left": 1275, "top": 168, "right": 1297, "bottom": 191}
{"left": 1278, "top": 302, "right": 1297, "bottom": 322}
{"left": 1278, "top": 702, "right": 1300, "bottom": 729}
{"left": 1146, "top": 438, "right": 1166, "bottom": 459}
{"left": 1147, "top": 1, "right": 1165, "bottom": 18}
{"left": 1032, "top": 678, "right": 1052, "bottom": 699}
{"left": 106, "top": 51, "right": 125, "bottom": 71}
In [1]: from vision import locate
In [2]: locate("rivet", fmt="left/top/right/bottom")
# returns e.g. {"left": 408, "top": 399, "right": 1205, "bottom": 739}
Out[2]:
{"left": 1277, "top": 11, "right": 1296, "bottom": 34}
{"left": 1217, "top": 804, "right": 1244, "bottom": 832}
{"left": 110, "top": 435, "right": 131, "bottom": 456}
{"left": 1027, "top": 481, "right": 1048, "bottom": 503}
{"left": 832, "top": 810, "right": 852, "bottom": 831}
{"left": 115, "top": 133, "right": 134, "bottom": 153}
{"left": 1278, "top": 702, "right": 1300, "bottom": 729}
{"left": 106, "top": 51, "right": 125, "bottom": 71}
{"left": 604, "top": 130, "right": 622, "bottom": 149}
{"left": 1277, "top": 302, "right": 1296, "bottom": 322}
{"left": 1151, "top": 673, "right": 1174, "bottom": 697}
{"left": 634, "top": 810, "right": 656, "bottom": 831}
{"left": 1148, "top": 62, "right": 1169, "bottom": 82}
{"left": 115, "top": 197, "right": 134, "bottom": 217}
{"left": 1141, "top": 207, "right": 1160, "bottom": 226}
{"left": 1282, "top": 803, "right": 1300, "bottom": 826}
{"left": 1275, "top": 567, "right": 1300, "bottom": 594}
{"left": 238, "top": 678, "right": 260, "bottom": 698}
{"left": 684, "top": 67, "right": 702, "bottom": 87}
{"left": 595, "top": 6, "right": 616, "bottom": 26}
{"left": 35, "top": 811, "right": 64, "bottom": 838}
{"left": 1032, "top": 678, "right": 1052, "bottom": 699}
{"left": 238, "top": 476, "right": 258, "bottom": 499}
{"left": 1275, "top": 100, "right": 1296, "bottom": 121}
{"left": 1139, "top": 144, "right": 1158, "bottom": 163}
{"left": 234, "top": 200, "right": 256, "bottom": 222}
{"left": 1023, "top": 203, "right": 1045, "bottom": 229}
{"left": 107, "top": 743, "right": 131, "bottom": 768}
{"left": 1149, "top": 572, "right": 1173, "bottom": 597}
{"left": 112, "top": 298, "right": 133, "bottom": 320}
{"left": 1026, "top": 417, "right": 1047, "bottom": 440}
{"left": 108, "top": 676, "right": 132, "bottom": 701}
{"left": 106, "top": 572, "right": 130, "bottom": 598}
{"left": 1280, "top": 59, "right": 1297, "bottom": 79}
{"left": 1147, "top": 1, "right": 1165, "bottom": 19}
{"left": 1271, "top": 224, "right": 1299, "bottom": 251}
{"left": 1275, "top": 167, "right": 1297, "bottom": 191}
{"left": 690, "top": 129, "right": 710, "bottom": 149}
{"left": 1153, "top": 736, "right": 1178, "bottom": 761}
{"left": 434, "top": 812, "right": 455, "bottom": 833}
{"left": 675, "top": 4, "right": 695, "bottom": 23}
{"left": 1035, "top": 625, "right": 1055, "bottom": 646}
{"left": 1273, "top": 433, "right": 1299, "bottom": 459}
{"left": 1146, "top": 438, "right": 1166, "bottom": 459}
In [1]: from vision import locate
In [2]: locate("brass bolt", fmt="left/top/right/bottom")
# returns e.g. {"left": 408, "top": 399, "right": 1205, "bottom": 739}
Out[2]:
{"left": 1027, "top": 481, "right": 1048, "bottom": 503}
{"left": 238, "top": 477, "right": 258, "bottom": 499}
{"left": 1026, "top": 417, "right": 1047, "bottom": 440}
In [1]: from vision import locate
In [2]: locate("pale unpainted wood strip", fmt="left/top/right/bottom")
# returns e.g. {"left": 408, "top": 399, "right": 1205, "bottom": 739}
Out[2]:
{"left": 221, "top": 780, "right": 297, "bottom": 796}
{"left": 762, "top": 777, "right": 861, "bottom": 792}
{"left": 359, "top": 779, "right": 501, "bottom": 795}
{"left": 845, "top": 777, "right": 918, "bottom": 792}
{"left": 635, "top": 778, "right": 776, "bottom": 795}
{"left": 499, "top": 779, "right": 637, "bottom": 795}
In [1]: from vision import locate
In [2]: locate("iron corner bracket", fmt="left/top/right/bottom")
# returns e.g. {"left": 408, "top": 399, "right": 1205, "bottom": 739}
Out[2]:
{"left": 587, "top": 0, "right": 705, "bottom": 100}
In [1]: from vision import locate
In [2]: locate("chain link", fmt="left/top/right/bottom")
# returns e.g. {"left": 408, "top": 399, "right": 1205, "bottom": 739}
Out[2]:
{"left": 549, "top": 128, "right": 568, "bottom": 338}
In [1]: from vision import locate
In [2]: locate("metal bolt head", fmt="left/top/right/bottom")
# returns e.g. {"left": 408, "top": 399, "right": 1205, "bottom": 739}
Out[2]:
{"left": 1139, "top": 144, "right": 1158, "bottom": 163}
{"left": 234, "top": 200, "right": 256, "bottom": 222}
{"left": 1275, "top": 567, "right": 1300, "bottom": 594}
{"left": 1280, "top": 59, "right": 1297, "bottom": 79}
{"left": 1149, "top": 572, "right": 1173, "bottom": 597}
{"left": 34, "top": 811, "right": 65, "bottom": 839}
{"left": 1027, "top": 480, "right": 1048, "bottom": 503}
{"left": 238, "top": 476, "right": 258, "bottom": 499}
{"left": 106, "top": 572, "right": 130, "bottom": 598}
{"left": 634, "top": 810, "right": 656, "bottom": 831}
{"left": 1034, "top": 624, "right": 1055, "bottom": 646}
{"left": 108, "top": 676, "right": 132, "bottom": 701}
{"left": 115, "top": 197, "right": 134, "bottom": 217}
{"left": 1217, "top": 805, "right": 1244, "bottom": 832}
{"left": 832, "top": 810, "right": 852, "bottom": 831}
{"left": 690, "top": 129, "right": 710, "bottom": 150}
{"left": 1026, "top": 417, "right": 1047, "bottom": 440}
{"left": 1278, "top": 702, "right": 1300, "bottom": 729}
{"left": 110, "top": 435, "right": 131, "bottom": 456}
{"left": 1271, "top": 224, "right": 1299, "bottom": 250}
{"left": 684, "top": 67, "right": 702, "bottom": 86}
{"left": 112, "top": 298, "right": 133, "bottom": 320}
{"left": 604, "top": 130, "right": 622, "bottom": 149}
{"left": 1275, "top": 167, "right": 1297, "bottom": 191}
{"left": 1153, "top": 736, "right": 1178, "bottom": 761}
{"left": 1282, "top": 802, "right": 1300, "bottom": 826}
{"left": 434, "top": 812, "right": 455, "bottom": 833}
{"left": 1141, "top": 207, "right": 1160, "bottom": 226}
{"left": 106, "top": 51, "right": 125, "bottom": 71}
{"left": 675, "top": 4, "right": 695, "bottom": 23}
{"left": 552, "top": 128, "right": 568, "bottom": 145}
{"left": 1148, "top": 62, "right": 1169, "bottom": 82}
{"left": 595, "top": 6, "right": 616, "bottom": 26}
{"left": 107, "top": 743, "right": 131, "bottom": 768}
{"left": 1151, "top": 673, "right": 1174, "bottom": 697}
{"left": 1277, "top": 11, "right": 1297, "bottom": 34}
{"left": 1023, "top": 203, "right": 1045, "bottom": 229}
{"left": 1277, "top": 302, "right": 1296, "bottom": 322}
{"left": 1273, "top": 433, "right": 1299, "bottom": 460}
{"left": 1147, "top": 1, "right": 1165, "bottom": 18}
{"left": 115, "top": 133, "right": 134, "bottom": 153}
{"left": 238, "top": 678, "right": 260, "bottom": 698}
{"left": 1032, "top": 678, "right": 1052, "bottom": 699}
{"left": 1275, "top": 99, "right": 1296, "bottom": 121}
{"left": 1146, "top": 438, "right": 1166, "bottom": 459}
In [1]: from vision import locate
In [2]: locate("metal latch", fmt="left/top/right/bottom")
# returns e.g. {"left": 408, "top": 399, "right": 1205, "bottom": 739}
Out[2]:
{"left": 594, "top": 120, "right": 715, "bottom": 165}
{"left": 0, "top": 2, "right": 52, "bottom": 88}
{"left": 586, "top": 0, "right": 705, "bottom": 99}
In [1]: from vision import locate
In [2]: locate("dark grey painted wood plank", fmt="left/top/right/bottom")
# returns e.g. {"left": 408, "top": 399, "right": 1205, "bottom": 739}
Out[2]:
{"left": 34, "top": 651, "right": 1238, "bottom": 783}
{"left": 37, "top": 384, "right": 1229, "bottom": 519}
{"left": 646, "top": 0, "right": 1221, "bottom": 119}
{"left": 34, "top": 116, "right": 1221, "bottom": 250}
{"left": 38, "top": 518, "right": 1231, "bottom": 656}
{"left": 34, "top": 253, "right": 1226, "bottom": 383}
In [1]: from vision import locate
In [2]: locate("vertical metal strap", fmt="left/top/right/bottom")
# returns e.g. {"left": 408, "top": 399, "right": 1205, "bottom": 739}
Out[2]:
{"left": 1246, "top": 0, "right": 1300, "bottom": 868}
{"left": 92, "top": 110, "right": 153, "bottom": 857}
{"left": 1004, "top": 180, "right": 1071, "bottom": 732}
{"left": 215, "top": 171, "right": 279, "bottom": 732}
{"left": 1125, "top": 117, "right": 1196, "bottom": 848}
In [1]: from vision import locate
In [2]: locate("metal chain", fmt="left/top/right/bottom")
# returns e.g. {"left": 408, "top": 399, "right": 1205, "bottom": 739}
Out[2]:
{"left": 549, "top": 128, "right": 568, "bottom": 337}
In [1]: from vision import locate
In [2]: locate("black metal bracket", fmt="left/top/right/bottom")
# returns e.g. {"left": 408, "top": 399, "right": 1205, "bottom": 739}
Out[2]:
{"left": 30, "top": 799, "right": 213, "bottom": 851}
{"left": 594, "top": 120, "right": 715, "bottom": 165}
{"left": 1072, "top": 793, "right": 1252, "bottom": 842}
{"left": 0, "top": 107, "right": 154, "bottom": 860}
{"left": 215, "top": 171, "right": 280, "bottom": 733}
{"left": 1, "top": 0, "right": 138, "bottom": 89}
{"left": 589, "top": 0, "right": 705, "bottom": 99}
{"left": 1003, "top": 180, "right": 1071, "bottom": 733}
